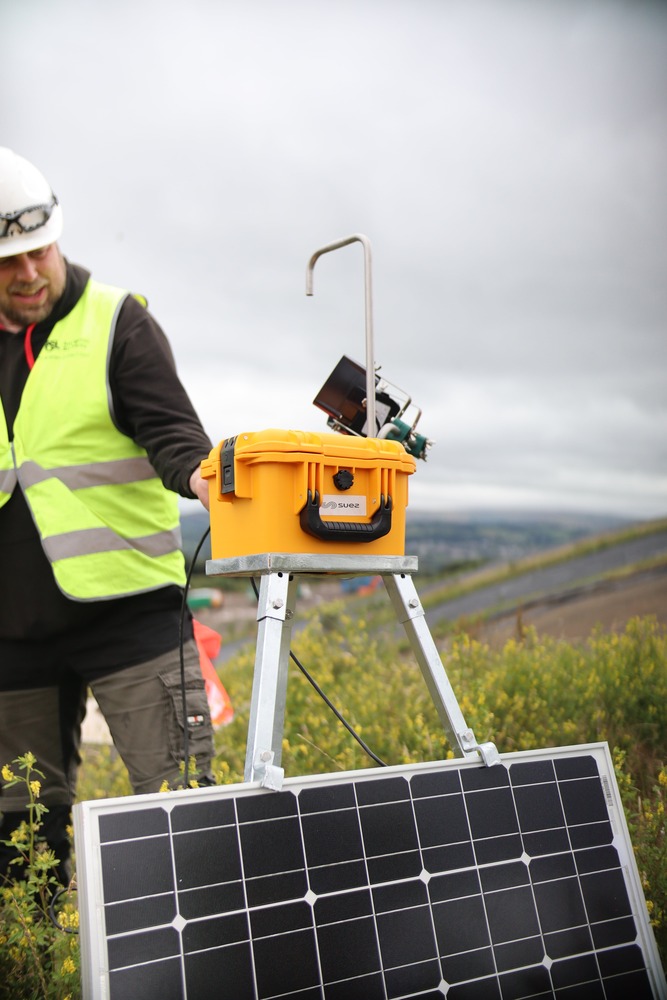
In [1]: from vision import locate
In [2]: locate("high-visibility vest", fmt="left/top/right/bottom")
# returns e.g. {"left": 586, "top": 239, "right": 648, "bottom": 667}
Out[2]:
{"left": 0, "top": 279, "right": 186, "bottom": 600}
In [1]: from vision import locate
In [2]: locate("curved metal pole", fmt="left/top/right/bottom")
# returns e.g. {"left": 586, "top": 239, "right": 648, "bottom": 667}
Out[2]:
{"left": 306, "top": 234, "right": 376, "bottom": 436}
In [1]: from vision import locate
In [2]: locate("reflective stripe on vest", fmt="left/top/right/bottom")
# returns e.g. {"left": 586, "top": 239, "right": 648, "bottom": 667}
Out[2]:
{"left": 0, "top": 467, "right": 17, "bottom": 496}
{"left": 0, "top": 279, "right": 186, "bottom": 600}
{"left": 42, "top": 525, "right": 183, "bottom": 562}
{"left": 0, "top": 401, "right": 13, "bottom": 504}
{"left": 19, "top": 456, "right": 158, "bottom": 490}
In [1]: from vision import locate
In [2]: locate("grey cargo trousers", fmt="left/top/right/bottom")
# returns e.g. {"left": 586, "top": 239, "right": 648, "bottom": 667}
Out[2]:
{"left": 0, "top": 640, "right": 215, "bottom": 884}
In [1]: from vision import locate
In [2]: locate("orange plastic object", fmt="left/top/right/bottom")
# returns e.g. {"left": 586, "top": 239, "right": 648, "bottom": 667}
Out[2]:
{"left": 200, "top": 428, "right": 416, "bottom": 559}
{"left": 193, "top": 619, "right": 233, "bottom": 729}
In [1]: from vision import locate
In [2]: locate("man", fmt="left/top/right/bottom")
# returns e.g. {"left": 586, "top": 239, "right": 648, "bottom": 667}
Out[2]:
{"left": 0, "top": 147, "right": 216, "bottom": 884}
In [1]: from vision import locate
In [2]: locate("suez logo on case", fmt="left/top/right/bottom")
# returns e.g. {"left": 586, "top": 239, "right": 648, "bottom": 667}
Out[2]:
{"left": 318, "top": 495, "right": 367, "bottom": 516}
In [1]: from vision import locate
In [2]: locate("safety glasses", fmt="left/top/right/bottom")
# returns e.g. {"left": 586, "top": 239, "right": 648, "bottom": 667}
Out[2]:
{"left": 0, "top": 194, "right": 59, "bottom": 238}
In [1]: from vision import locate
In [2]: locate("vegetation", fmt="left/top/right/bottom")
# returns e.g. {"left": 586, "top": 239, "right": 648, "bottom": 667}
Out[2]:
{"left": 2, "top": 578, "right": 666, "bottom": 994}
{"left": 216, "top": 612, "right": 666, "bottom": 961}
{"left": 0, "top": 754, "right": 79, "bottom": 1000}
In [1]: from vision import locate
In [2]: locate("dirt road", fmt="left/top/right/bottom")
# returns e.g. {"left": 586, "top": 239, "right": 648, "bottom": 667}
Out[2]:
{"left": 470, "top": 566, "right": 667, "bottom": 648}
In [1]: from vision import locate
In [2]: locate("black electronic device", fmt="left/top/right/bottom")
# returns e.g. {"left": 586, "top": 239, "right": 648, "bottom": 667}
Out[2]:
{"left": 313, "top": 355, "right": 432, "bottom": 461}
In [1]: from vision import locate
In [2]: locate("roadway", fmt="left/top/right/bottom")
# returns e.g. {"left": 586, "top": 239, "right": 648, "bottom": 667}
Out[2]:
{"left": 423, "top": 530, "right": 667, "bottom": 628}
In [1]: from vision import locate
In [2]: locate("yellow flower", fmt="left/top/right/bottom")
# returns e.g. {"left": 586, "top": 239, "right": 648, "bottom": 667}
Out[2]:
{"left": 29, "top": 779, "right": 41, "bottom": 797}
{"left": 59, "top": 909, "right": 80, "bottom": 929}
{"left": 61, "top": 957, "right": 77, "bottom": 975}
{"left": 1, "top": 764, "right": 15, "bottom": 782}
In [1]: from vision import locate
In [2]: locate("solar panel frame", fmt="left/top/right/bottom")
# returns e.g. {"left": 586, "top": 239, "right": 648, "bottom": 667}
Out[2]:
{"left": 73, "top": 742, "right": 667, "bottom": 1000}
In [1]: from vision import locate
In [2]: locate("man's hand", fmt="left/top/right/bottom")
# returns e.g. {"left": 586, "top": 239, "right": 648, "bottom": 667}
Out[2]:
{"left": 189, "top": 467, "right": 210, "bottom": 511}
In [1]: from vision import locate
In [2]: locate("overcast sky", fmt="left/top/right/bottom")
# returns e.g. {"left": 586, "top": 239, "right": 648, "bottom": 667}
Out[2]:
{"left": 3, "top": 0, "right": 666, "bottom": 520}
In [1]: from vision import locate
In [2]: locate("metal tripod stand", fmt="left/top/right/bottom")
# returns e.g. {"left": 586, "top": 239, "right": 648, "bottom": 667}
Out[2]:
{"left": 207, "top": 552, "right": 499, "bottom": 788}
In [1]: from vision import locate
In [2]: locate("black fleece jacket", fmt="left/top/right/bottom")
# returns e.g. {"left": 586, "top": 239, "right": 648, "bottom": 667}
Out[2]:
{"left": 0, "top": 262, "right": 213, "bottom": 663}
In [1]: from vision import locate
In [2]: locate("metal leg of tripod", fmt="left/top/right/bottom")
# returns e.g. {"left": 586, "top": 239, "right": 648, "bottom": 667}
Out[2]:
{"left": 235, "top": 555, "right": 499, "bottom": 790}
{"left": 383, "top": 573, "right": 500, "bottom": 766}
{"left": 244, "top": 571, "right": 298, "bottom": 786}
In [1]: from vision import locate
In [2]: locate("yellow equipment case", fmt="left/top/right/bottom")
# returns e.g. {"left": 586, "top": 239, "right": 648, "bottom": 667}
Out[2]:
{"left": 201, "top": 428, "right": 416, "bottom": 559}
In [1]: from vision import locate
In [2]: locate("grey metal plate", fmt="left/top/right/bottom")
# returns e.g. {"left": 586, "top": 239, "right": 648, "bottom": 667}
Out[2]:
{"left": 206, "top": 552, "right": 419, "bottom": 577}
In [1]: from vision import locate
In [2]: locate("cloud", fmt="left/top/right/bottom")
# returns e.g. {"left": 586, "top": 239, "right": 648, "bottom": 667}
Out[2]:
{"left": 2, "top": 0, "right": 666, "bottom": 518}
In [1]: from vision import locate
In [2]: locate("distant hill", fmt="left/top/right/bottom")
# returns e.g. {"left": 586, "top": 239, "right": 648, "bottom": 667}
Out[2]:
{"left": 404, "top": 510, "right": 630, "bottom": 573}
{"left": 180, "top": 507, "right": 632, "bottom": 574}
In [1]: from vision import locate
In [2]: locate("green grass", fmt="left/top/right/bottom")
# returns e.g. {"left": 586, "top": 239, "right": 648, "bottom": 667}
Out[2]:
{"left": 3, "top": 613, "right": 666, "bottom": 994}
{"left": 3, "top": 516, "right": 666, "bottom": 995}
{"left": 210, "top": 611, "right": 667, "bottom": 969}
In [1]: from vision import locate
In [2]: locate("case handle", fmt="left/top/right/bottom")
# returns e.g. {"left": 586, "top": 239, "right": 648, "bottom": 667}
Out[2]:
{"left": 299, "top": 490, "right": 392, "bottom": 543}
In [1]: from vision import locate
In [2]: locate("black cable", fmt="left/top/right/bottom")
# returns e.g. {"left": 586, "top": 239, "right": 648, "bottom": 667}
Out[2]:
{"left": 250, "top": 578, "right": 387, "bottom": 768}
{"left": 289, "top": 646, "right": 387, "bottom": 767}
{"left": 179, "top": 525, "right": 211, "bottom": 789}
{"left": 49, "top": 883, "right": 78, "bottom": 933}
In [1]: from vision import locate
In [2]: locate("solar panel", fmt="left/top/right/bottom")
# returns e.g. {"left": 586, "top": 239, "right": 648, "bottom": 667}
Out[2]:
{"left": 74, "top": 743, "right": 666, "bottom": 1000}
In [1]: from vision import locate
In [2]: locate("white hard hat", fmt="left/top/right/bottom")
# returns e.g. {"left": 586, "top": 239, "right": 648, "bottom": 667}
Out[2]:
{"left": 0, "top": 147, "right": 63, "bottom": 258}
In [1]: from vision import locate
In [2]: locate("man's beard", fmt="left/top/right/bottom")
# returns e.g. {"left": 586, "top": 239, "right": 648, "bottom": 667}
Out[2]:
{"left": 0, "top": 285, "right": 62, "bottom": 327}
{"left": 0, "top": 252, "right": 66, "bottom": 330}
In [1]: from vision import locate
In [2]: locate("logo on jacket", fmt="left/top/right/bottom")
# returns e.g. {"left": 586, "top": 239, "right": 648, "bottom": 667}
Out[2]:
{"left": 43, "top": 337, "right": 90, "bottom": 356}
